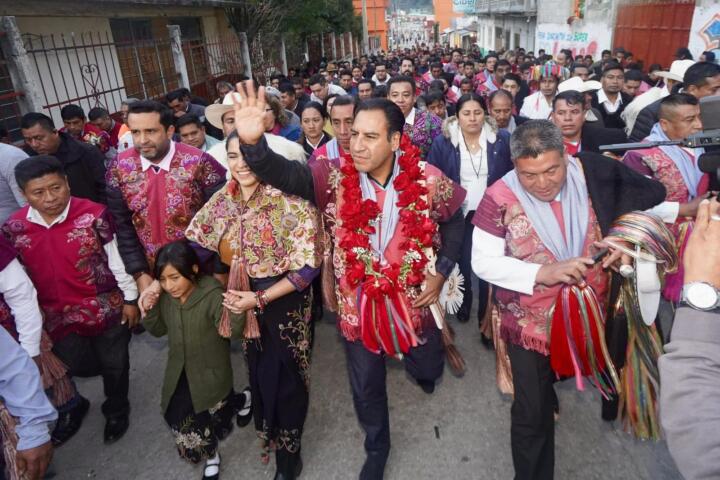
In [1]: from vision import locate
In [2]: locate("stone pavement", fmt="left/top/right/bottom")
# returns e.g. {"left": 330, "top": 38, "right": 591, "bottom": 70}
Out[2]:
{"left": 50, "top": 314, "right": 681, "bottom": 480}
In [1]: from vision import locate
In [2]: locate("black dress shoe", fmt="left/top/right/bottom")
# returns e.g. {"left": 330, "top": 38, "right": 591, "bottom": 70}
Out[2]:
{"left": 104, "top": 414, "right": 129, "bottom": 444}
{"left": 274, "top": 449, "right": 302, "bottom": 480}
{"left": 417, "top": 380, "right": 435, "bottom": 394}
{"left": 51, "top": 396, "right": 90, "bottom": 446}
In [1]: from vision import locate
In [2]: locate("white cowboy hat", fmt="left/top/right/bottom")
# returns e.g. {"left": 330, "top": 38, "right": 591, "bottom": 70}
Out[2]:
{"left": 205, "top": 92, "right": 242, "bottom": 131}
{"left": 654, "top": 59, "right": 695, "bottom": 83}
{"left": 558, "top": 76, "right": 602, "bottom": 93}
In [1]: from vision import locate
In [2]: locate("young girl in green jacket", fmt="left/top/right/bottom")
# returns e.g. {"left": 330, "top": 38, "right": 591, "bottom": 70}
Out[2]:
{"left": 141, "top": 241, "right": 245, "bottom": 480}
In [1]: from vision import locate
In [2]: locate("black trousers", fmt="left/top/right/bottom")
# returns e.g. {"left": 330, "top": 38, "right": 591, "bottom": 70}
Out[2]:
{"left": 344, "top": 325, "right": 444, "bottom": 480}
{"left": 507, "top": 343, "right": 555, "bottom": 480}
{"left": 52, "top": 323, "right": 131, "bottom": 419}
{"left": 458, "top": 211, "right": 489, "bottom": 323}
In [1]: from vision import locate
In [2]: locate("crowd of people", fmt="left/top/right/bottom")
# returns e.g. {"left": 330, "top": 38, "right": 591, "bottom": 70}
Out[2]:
{"left": 1, "top": 38, "right": 719, "bottom": 480}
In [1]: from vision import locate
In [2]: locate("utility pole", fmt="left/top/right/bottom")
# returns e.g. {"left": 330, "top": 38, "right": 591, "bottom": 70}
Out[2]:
{"left": 361, "top": 0, "right": 369, "bottom": 54}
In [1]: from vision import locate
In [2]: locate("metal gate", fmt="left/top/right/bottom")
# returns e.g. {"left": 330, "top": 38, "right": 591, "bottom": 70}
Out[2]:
{"left": 613, "top": 0, "right": 696, "bottom": 69}
{"left": 21, "top": 28, "right": 247, "bottom": 127}
{"left": 0, "top": 43, "right": 23, "bottom": 142}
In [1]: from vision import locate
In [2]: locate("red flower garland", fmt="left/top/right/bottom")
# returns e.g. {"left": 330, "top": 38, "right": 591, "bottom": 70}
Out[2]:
{"left": 338, "top": 135, "right": 437, "bottom": 300}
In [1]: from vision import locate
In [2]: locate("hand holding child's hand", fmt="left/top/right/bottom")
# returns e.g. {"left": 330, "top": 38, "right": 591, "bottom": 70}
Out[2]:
{"left": 139, "top": 280, "right": 161, "bottom": 317}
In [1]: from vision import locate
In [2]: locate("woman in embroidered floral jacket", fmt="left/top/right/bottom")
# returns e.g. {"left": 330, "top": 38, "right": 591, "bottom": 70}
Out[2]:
{"left": 184, "top": 131, "right": 323, "bottom": 480}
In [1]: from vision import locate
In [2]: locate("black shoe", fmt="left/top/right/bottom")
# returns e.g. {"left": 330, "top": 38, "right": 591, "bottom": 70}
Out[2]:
{"left": 274, "top": 449, "right": 302, "bottom": 480}
{"left": 455, "top": 307, "right": 470, "bottom": 323}
{"left": 104, "top": 414, "right": 129, "bottom": 444}
{"left": 51, "top": 396, "right": 90, "bottom": 446}
{"left": 601, "top": 394, "right": 619, "bottom": 421}
{"left": 236, "top": 387, "right": 253, "bottom": 428}
{"left": 480, "top": 333, "right": 493, "bottom": 349}
{"left": 417, "top": 380, "right": 435, "bottom": 394}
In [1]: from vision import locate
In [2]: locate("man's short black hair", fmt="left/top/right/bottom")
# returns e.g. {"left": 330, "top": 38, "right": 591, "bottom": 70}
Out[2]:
{"left": 20, "top": 113, "right": 55, "bottom": 132}
{"left": 128, "top": 100, "right": 175, "bottom": 130}
{"left": 502, "top": 72, "right": 522, "bottom": 85}
{"left": 309, "top": 74, "right": 326, "bottom": 87}
{"left": 497, "top": 59, "right": 511, "bottom": 68}
{"left": 175, "top": 114, "right": 204, "bottom": 130}
{"left": 331, "top": 95, "right": 357, "bottom": 109}
{"left": 15, "top": 155, "right": 65, "bottom": 191}
{"left": 60, "top": 104, "right": 85, "bottom": 121}
{"left": 372, "top": 85, "right": 388, "bottom": 98}
{"left": 624, "top": 69, "right": 643, "bottom": 82}
{"left": 387, "top": 75, "right": 416, "bottom": 95}
{"left": 602, "top": 49, "right": 611, "bottom": 56}
{"left": 552, "top": 90, "right": 585, "bottom": 110}
{"left": 375, "top": 61, "right": 386, "bottom": 69}
{"left": 423, "top": 90, "right": 445, "bottom": 106}
{"left": 357, "top": 78, "right": 375, "bottom": 89}
{"left": 88, "top": 107, "right": 110, "bottom": 122}
{"left": 355, "top": 98, "right": 405, "bottom": 141}
{"left": 488, "top": 89, "right": 513, "bottom": 107}
{"left": 165, "top": 88, "right": 190, "bottom": 103}
{"left": 290, "top": 76, "right": 303, "bottom": 86}
{"left": 684, "top": 62, "right": 720, "bottom": 88}
{"left": 430, "top": 62, "right": 443, "bottom": 70}
{"left": 571, "top": 62, "right": 589, "bottom": 73}
{"left": 340, "top": 69, "right": 353, "bottom": 79}
{"left": 278, "top": 82, "right": 296, "bottom": 96}
{"left": 659, "top": 92, "right": 699, "bottom": 120}
{"left": 464, "top": 61, "right": 475, "bottom": 68}
{"left": 602, "top": 61, "right": 624, "bottom": 76}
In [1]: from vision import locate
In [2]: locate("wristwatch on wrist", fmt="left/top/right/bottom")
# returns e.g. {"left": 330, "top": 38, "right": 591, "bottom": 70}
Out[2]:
{"left": 682, "top": 282, "right": 720, "bottom": 311}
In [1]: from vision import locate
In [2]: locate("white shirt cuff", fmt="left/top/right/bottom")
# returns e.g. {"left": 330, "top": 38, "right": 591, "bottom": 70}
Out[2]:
{"left": 647, "top": 201, "right": 679, "bottom": 224}
{"left": 471, "top": 227, "right": 543, "bottom": 295}
{"left": 104, "top": 236, "right": 139, "bottom": 301}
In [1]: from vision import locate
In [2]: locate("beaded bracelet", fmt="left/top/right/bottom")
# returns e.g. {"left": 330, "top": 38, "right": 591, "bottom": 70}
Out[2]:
{"left": 255, "top": 290, "right": 269, "bottom": 314}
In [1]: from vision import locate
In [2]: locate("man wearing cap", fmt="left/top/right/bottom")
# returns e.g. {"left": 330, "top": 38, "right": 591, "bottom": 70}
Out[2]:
{"left": 519, "top": 61, "right": 568, "bottom": 120}
{"left": 629, "top": 61, "right": 719, "bottom": 141}
{"left": 558, "top": 76, "right": 606, "bottom": 126}
{"left": 205, "top": 92, "right": 307, "bottom": 180}
{"left": 590, "top": 62, "right": 633, "bottom": 129}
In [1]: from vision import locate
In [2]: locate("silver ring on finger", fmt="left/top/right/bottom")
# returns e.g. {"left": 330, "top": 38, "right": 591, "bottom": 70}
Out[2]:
{"left": 711, "top": 214, "right": 720, "bottom": 222}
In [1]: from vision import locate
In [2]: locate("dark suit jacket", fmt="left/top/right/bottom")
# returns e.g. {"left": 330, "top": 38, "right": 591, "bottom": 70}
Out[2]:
{"left": 581, "top": 123, "right": 628, "bottom": 154}
{"left": 24, "top": 133, "right": 106, "bottom": 204}
{"left": 591, "top": 91, "right": 633, "bottom": 130}
{"left": 629, "top": 98, "right": 662, "bottom": 142}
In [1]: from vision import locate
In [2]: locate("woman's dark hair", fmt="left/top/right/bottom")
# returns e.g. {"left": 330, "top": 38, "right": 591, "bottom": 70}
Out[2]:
{"left": 225, "top": 130, "right": 240, "bottom": 151}
{"left": 15, "top": 155, "right": 66, "bottom": 191}
{"left": 456, "top": 93, "right": 486, "bottom": 114}
{"left": 265, "top": 93, "right": 289, "bottom": 128}
{"left": 300, "top": 101, "right": 327, "bottom": 120}
{"left": 128, "top": 100, "right": 175, "bottom": 130}
{"left": 153, "top": 240, "right": 201, "bottom": 283}
{"left": 354, "top": 98, "right": 405, "bottom": 141}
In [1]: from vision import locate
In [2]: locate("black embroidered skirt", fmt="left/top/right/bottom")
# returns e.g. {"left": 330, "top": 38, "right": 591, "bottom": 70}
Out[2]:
{"left": 163, "top": 370, "right": 237, "bottom": 463}
{"left": 245, "top": 277, "right": 313, "bottom": 462}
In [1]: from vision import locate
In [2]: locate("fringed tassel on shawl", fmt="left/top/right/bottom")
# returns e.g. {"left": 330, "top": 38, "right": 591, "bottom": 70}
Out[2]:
{"left": 219, "top": 254, "right": 260, "bottom": 339}
{"left": 40, "top": 331, "right": 74, "bottom": 407}
{"left": 618, "top": 282, "right": 663, "bottom": 440}
{"left": 0, "top": 401, "right": 23, "bottom": 480}
{"left": 550, "top": 283, "right": 620, "bottom": 399}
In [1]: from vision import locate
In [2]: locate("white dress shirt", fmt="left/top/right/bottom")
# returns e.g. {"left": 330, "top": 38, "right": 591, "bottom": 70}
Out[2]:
{"left": 26, "top": 200, "right": 138, "bottom": 302}
{"left": 459, "top": 128, "right": 490, "bottom": 215}
{"left": 140, "top": 141, "right": 176, "bottom": 172}
{"left": 597, "top": 88, "right": 623, "bottom": 114}
{"left": 405, "top": 107, "right": 416, "bottom": 126}
{"left": 0, "top": 259, "right": 43, "bottom": 357}
{"left": 519, "top": 91, "right": 553, "bottom": 120}
{"left": 471, "top": 227, "right": 542, "bottom": 295}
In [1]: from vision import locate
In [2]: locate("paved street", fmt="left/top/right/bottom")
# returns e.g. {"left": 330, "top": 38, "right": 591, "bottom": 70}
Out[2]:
{"left": 51, "top": 313, "right": 681, "bottom": 480}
